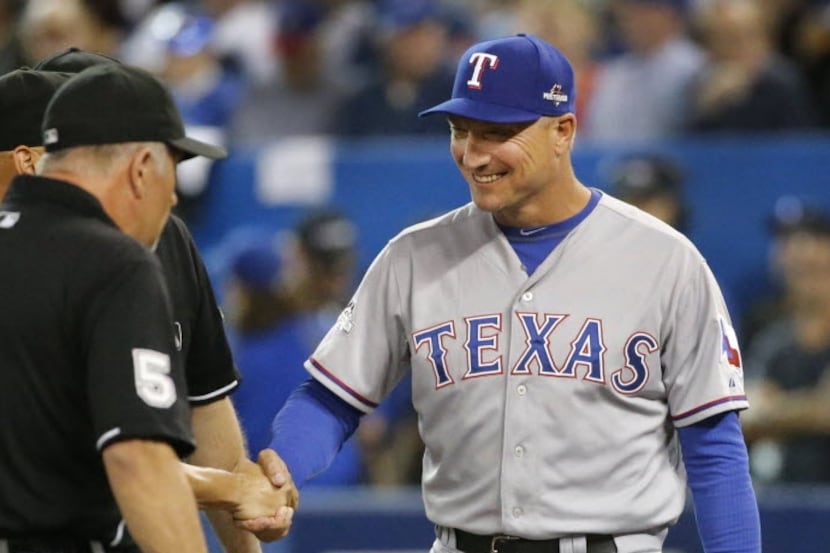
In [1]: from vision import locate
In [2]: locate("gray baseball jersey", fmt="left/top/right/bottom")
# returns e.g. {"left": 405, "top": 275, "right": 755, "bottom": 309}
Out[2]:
{"left": 306, "top": 192, "right": 747, "bottom": 538}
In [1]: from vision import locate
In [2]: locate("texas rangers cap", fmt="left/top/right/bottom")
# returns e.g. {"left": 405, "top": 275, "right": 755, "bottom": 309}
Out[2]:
{"left": 418, "top": 33, "right": 575, "bottom": 123}
{"left": 33, "top": 46, "right": 121, "bottom": 72}
{"left": 0, "top": 68, "right": 73, "bottom": 151}
{"left": 42, "top": 63, "right": 227, "bottom": 160}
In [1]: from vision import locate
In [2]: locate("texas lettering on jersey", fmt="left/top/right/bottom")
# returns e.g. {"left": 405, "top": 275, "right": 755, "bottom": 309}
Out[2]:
{"left": 412, "top": 312, "right": 657, "bottom": 395}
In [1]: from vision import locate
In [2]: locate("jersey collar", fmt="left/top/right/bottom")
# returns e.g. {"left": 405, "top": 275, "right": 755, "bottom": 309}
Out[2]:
{"left": 4, "top": 174, "right": 117, "bottom": 227}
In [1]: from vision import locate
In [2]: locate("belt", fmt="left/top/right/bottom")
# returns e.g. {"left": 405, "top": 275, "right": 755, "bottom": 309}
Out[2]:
{"left": 0, "top": 538, "right": 111, "bottom": 553}
{"left": 453, "top": 529, "right": 617, "bottom": 553}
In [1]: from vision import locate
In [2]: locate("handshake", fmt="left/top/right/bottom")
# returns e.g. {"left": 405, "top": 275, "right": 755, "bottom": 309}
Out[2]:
{"left": 184, "top": 448, "right": 300, "bottom": 542}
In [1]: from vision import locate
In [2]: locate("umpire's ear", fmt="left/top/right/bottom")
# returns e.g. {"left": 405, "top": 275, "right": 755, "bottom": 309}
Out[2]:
{"left": 126, "top": 144, "right": 156, "bottom": 200}
{"left": 12, "top": 145, "right": 42, "bottom": 176}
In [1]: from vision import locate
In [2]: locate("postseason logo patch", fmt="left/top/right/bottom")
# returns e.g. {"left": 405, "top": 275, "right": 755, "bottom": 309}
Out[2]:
{"left": 543, "top": 83, "right": 569, "bottom": 106}
{"left": 336, "top": 301, "right": 356, "bottom": 334}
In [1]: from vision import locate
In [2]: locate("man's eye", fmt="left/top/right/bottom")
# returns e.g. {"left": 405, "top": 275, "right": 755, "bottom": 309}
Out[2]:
{"left": 484, "top": 129, "right": 513, "bottom": 140}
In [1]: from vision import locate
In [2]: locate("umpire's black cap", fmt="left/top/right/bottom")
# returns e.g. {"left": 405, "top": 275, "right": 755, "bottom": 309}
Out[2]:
{"left": 0, "top": 68, "right": 73, "bottom": 151}
{"left": 42, "top": 63, "right": 227, "bottom": 160}
{"left": 34, "top": 46, "right": 121, "bottom": 72}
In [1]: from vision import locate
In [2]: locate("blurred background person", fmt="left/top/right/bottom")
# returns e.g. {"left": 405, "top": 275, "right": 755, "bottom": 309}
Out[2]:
{"left": 686, "top": 0, "right": 815, "bottom": 133}
{"left": 203, "top": 0, "right": 278, "bottom": 87}
{"left": 332, "top": 0, "right": 455, "bottom": 137}
{"left": 604, "top": 152, "right": 690, "bottom": 234}
{"left": 466, "top": 0, "right": 517, "bottom": 41}
{"left": 17, "top": 0, "right": 126, "bottom": 65}
{"left": 357, "top": 374, "right": 422, "bottom": 487}
{"left": 222, "top": 209, "right": 420, "bottom": 489}
{"left": 740, "top": 195, "right": 822, "bottom": 349}
{"left": 0, "top": 0, "right": 24, "bottom": 74}
{"left": 741, "top": 198, "right": 830, "bottom": 484}
{"left": 123, "top": 3, "right": 242, "bottom": 223}
{"left": 124, "top": 2, "right": 244, "bottom": 131}
{"left": 282, "top": 208, "right": 360, "bottom": 313}
{"left": 741, "top": 196, "right": 830, "bottom": 351}
{"left": 314, "top": 0, "right": 378, "bottom": 96}
{"left": 229, "top": 0, "right": 347, "bottom": 146}
{"left": 223, "top": 213, "right": 366, "bottom": 487}
{"left": 773, "top": 0, "right": 830, "bottom": 128}
{"left": 437, "top": 1, "right": 476, "bottom": 69}
{"left": 583, "top": 0, "right": 704, "bottom": 143}
{"left": 512, "top": 0, "right": 602, "bottom": 124}
{"left": 221, "top": 228, "right": 294, "bottom": 344}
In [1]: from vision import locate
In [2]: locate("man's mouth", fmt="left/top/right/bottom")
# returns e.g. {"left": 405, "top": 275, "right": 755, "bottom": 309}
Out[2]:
{"left": 472, "top": 173, "right": 505, "bottom": 184}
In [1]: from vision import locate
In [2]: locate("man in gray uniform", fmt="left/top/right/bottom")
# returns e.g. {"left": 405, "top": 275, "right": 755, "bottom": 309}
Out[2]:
{"left": 261, "top": 34, "right": 761, "bottom": 553}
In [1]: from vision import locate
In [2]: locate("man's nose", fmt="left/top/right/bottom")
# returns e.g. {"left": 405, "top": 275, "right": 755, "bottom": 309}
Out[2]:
{"left": 462, "top": 135, "right": 490, "bottom": 168}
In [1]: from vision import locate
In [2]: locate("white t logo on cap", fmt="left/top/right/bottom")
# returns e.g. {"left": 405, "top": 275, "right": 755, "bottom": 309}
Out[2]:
{"left": 466, "top": 53, "right": 499, "bottom": 90}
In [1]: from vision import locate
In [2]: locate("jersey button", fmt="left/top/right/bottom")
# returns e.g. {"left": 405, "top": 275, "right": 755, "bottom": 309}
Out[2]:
{"left": 517, "top": 384, "right": 527, "bottom": 396}
{"left": 514, "top": 445, "right": 525, "bottom": 457}
{"left": 512, "top": 507, "right": 524, "bottom": 518}
{"left": 521, "top": 291, "right": 533, "bottom": 302}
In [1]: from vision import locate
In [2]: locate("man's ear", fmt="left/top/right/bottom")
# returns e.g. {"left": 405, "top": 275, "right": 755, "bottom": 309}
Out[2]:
{"left": 558, "top": 114, "right": 577, "bottom": 140}
{"left": 127, "top": 146, "right": 155, "bottom": 200}
{"left": 12, "top": 145, "right": 42, "bottom": 175}
{"left": 552, "top": 114, "right": 577, "bottom": 152}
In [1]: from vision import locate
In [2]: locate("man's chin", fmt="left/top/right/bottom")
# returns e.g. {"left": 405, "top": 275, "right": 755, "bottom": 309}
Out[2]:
{"left": 471, "top": 195, "right": 501, "bottom": 214}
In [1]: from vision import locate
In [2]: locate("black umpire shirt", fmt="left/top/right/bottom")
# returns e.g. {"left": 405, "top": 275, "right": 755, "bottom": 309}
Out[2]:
{"left": 0, "top": 175, "right": 193, "bottom": 543}
{"left": 156, "top": 214, "right": 240, "bottom": 405}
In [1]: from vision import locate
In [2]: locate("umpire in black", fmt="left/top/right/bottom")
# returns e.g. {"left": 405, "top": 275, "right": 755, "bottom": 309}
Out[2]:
{"left": 0, "top": 63, "right": 225, "bottom": 552}
{"left": 0, "top": 56, "right": 297, "bottom": 552}
{"left": 28, "top": 49, "right": 299, "bottom": 549}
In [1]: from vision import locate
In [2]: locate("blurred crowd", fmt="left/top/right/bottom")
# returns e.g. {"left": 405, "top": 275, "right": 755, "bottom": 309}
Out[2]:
{"left": 2, "top": 0, "right": 830, "bottom": 490}
{"left": 1, "top": 0, "right": 829, "bottom": 149}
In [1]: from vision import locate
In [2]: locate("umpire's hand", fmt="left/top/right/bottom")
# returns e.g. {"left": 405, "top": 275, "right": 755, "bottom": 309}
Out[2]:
{"left": 233, "top": 448, "right": 299, "bottom": 542}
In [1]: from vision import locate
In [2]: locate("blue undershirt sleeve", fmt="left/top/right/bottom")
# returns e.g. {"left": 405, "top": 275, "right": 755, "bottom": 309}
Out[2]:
{"left": 677, "top": 411, "right": 761, "bottom": 553}
{"left": 269, "top": 377, "right": 363, "bottom": 488}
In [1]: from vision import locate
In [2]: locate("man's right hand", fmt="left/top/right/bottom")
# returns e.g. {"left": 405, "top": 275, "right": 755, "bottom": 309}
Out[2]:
{"left": 232, "top": 449, "right": 299, "bottom": 542}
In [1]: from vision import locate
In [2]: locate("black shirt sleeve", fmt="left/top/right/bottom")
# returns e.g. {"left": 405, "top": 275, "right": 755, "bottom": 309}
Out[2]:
{"left": 157, "top": 216, "right": 240, "bottom": 404}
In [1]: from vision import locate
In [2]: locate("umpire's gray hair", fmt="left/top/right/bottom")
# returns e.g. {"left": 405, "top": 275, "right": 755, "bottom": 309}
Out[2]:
{"left": 36, "top": 142, "right": 168, "bottom": 177}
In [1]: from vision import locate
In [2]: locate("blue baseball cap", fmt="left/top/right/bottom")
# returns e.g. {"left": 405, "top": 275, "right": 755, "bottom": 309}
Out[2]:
{"left": 230, "top": 241, "right": 282, "bottom": 291}
{"left": 418, "top": 33, "right": 575, "bottom": 123}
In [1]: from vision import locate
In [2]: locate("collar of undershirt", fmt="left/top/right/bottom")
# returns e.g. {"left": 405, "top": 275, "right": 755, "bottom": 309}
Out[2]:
{"left": 498, "top": 188, "right": 602, "bottom": 242}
